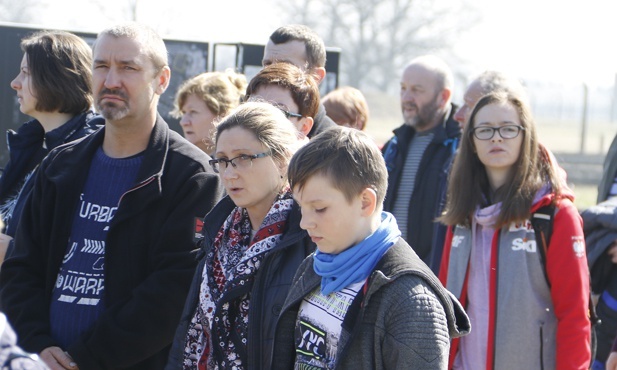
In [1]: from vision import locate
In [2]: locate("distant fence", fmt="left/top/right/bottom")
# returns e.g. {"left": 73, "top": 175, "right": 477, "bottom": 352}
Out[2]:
{"left": 554, "top": 152, "right": 604, "bottom": 185}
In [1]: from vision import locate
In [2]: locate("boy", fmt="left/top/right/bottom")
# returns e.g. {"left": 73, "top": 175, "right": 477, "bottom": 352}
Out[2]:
{"left": 273, "top": 126, "right": 470, "bottom": 369}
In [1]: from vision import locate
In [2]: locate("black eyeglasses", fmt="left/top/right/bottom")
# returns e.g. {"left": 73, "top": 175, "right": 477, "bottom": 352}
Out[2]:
{"left": 277, "top": 107, "right": 303, "bottom": 120}
{"left": 209, "top": 152, "right": 271, "bottom": 173}
{"left": 471, "top": 125, "right": 525, "bottom": 140}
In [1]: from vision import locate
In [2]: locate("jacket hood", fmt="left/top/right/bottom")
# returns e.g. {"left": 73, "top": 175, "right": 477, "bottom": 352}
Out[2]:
{"left": 530, "top": 185, "right": 575, "bottom": 214}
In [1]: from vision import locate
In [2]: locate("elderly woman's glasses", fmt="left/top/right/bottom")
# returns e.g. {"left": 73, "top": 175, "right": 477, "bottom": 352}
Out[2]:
{"left": 471, "top": 125, "right": 525, "bottom": 140}
{"left": 209, "top": 152, "right": 271, "bottom": 173}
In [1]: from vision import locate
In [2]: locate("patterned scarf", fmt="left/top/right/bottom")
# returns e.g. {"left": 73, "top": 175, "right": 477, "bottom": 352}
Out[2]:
{"left": 183, "top": 191, "right": 294, "bottom": 370}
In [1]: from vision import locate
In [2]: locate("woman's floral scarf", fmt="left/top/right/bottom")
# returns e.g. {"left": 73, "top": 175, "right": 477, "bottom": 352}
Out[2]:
{"left": 183, "top": 191, "right": 293, "bottom": 369}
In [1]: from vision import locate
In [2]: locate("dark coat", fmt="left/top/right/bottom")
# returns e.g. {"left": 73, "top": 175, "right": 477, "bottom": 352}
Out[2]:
{"left": 597, "top": 134, "right": 617, "bottom": 203}
{"left": 166, "top": 195, "right": 315, "bottom": 370}
{"left": 382, "top": 104, "right": 460, "bottom": 272}
{"left": 272, "top": 238, "right": 470, "bottom": 369}
{"left": 0, "top": 115, "right": 224, "bottom": 370}
{"left": 0, "top": 111, "right": 102, "bottom": 237}
{"left": 308, "top": 103, "right": 337, "bottom": 138}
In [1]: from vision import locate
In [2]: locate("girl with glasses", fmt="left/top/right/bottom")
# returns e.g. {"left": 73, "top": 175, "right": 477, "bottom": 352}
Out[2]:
{"left": 438, "top": 92, "right": 592, "bottom": 369}
{"left": 167, "top": 102, "right": 313, "bottom": 370}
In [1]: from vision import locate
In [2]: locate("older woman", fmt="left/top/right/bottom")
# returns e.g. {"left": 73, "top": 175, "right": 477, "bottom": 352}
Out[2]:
{"left": 167, "top": 102, "right": 313, "bottom": 370}
{"left": 172, "top": 70, "right": 246, "bottom": 154}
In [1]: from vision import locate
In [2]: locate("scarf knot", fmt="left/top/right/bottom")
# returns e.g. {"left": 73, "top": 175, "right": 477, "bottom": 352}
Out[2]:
{"left": 313, "top": 212, "right": 401, "bottom": 295}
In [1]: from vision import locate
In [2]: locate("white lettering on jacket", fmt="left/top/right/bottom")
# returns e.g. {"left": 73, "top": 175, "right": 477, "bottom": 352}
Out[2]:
{"left": 511, "top": 238, "right": 537, "bottom": 253}
{"left": 452, "top": 235, "right": 465, "bottom": 248}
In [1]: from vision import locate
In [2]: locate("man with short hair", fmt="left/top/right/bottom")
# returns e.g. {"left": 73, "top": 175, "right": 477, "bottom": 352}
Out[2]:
{"left": 263, "top": 24, "right": 336, "bottom": 137}
{"left": 0, "top": 23, "right": 223, "bottom": 370}
{"left": 453, "top": 70, "right": 528, "bottom": 128}
{"left": 382, "top": 55, "right": 460, "bottom": 273}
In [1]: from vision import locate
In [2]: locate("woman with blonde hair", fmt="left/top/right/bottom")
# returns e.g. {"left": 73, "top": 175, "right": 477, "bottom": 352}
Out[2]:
{"left": 172, "top": 70, "right": 246, "bottom": 154}
{"left": 439, "top": 92, "right": 591, "bottom": 369}
{"left": 167, "top": 102, "right": 313, "bottom": 370}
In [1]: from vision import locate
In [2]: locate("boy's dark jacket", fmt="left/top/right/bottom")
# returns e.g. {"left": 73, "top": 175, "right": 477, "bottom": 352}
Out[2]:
{"left": 272, "top": 238, "right": 470, "bottom": 369}
{"left": 0, "top": 115, "right": 223, "bottom": 370}
{"left": 166, "top": 195, "right": 315, "bottom": 370}
{"left": 382, "top": 104, "right": 460, "bottom": 272}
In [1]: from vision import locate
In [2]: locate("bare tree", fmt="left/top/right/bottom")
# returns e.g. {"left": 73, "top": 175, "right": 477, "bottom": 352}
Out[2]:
{"left": 277, "top": 0, "right": 479, "bottom": 93}
{"left": 88, "top": 0, "right": 176, "bottom": 35}
{"left": 0, "top": 0, "right": 49, "bottom": 24}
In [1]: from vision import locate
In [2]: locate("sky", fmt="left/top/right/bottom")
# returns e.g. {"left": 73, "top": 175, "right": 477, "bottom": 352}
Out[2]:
{"left": 25, "top": 0, "right": 617, "bottom": 88}
{"left": 452, "top": 0, "right": 617, "bottom": 87}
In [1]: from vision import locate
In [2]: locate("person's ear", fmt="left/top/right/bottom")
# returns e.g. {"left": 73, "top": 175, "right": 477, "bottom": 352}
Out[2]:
{"left": 275, "top": 158, "right": 287, "bottom": 178}
{"left": 297, "top": 117, "right": 314, "bottom": 137}
{"left": 313, "top": 67, "right": 326, "bottom": 84}
{"left": 439, "top": 87, "right": 452, "bottom": 109}
{"left": 155, "top": 66, "right": 171, "bottom": 95}
{"left": 359, "top": 187, "right": 377, "bottom": 217}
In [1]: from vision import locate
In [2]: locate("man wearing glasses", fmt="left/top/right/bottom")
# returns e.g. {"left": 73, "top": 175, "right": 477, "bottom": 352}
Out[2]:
{"left": 262, "top": 24, "right": 336, "bottom": 138}
{"left": 382, "top": 55, "right": 461, "bottom": 274}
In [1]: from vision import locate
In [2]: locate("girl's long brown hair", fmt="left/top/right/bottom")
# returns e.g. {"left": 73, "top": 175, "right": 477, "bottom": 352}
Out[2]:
{"left": 439, "top": 92, "right": 562, "bottom": 228}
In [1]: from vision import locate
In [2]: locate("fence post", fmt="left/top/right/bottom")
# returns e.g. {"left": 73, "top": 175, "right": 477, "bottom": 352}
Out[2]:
{"left": 580, "top": 83, "right": 588, "bottom": 154}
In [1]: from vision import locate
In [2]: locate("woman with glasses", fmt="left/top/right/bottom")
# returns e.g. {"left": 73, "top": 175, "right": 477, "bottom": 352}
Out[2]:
{"left": 438, "top": 92, "right": 591, "bottom": 369}
{"left": 166, "top": 102, "right": 313, "bottom": 370}
{"left": 244, "top": 62, "right": 319, "bottom": 139}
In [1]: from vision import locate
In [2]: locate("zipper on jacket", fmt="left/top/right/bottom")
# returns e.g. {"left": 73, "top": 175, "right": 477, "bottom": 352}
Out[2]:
{"left": 117, "top": 175, "right": 157, "bottom": 206}
{"left": 491, "top": 233, "right": 500, "bottom": 370}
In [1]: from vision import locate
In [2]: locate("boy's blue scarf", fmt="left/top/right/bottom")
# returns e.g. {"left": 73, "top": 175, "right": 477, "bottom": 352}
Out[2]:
{"left": 313, "top": 212, "right": 401, "bottom": 295}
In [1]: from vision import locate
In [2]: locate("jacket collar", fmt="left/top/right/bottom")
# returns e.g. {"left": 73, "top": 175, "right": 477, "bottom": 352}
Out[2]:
{"left": 285, "top": 237, "right": 471, "bottom": 338}
{"left": 45, "top": 114, "right": 169, "bottom": 188}
{"left": 202, "top": 195, "right": 307, "bottom": 249}
{"left": 8, "top": 111, "right": 101, "bottom": 150}
{"left": 44, "top": 111, "right": 99, "bottom": 149}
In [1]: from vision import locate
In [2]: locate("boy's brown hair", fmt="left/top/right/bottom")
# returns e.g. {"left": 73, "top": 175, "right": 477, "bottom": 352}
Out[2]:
{"left": 288, "top": 126, "right": 387, "bottom": 206}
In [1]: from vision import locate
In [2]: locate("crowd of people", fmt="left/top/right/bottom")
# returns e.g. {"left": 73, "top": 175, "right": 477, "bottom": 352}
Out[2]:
{"left": 0, "top": 20, "right": 609, "bottom": 370}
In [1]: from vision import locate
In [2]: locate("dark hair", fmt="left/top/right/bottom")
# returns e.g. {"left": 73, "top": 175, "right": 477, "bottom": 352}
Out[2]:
{"left": 269, "top": 25, "right": 326, "bottom": 69}
{"left": 288, "top": 126, "right": 387, "bottom": 206}
{"left": 21, "top": 30, "right": 92, "bottom": 114}
{"left": 440, "top": 92, "right": 562, "bottom": 228}
{"left": 245, "top": 62, "right": 320, "bottom": 119}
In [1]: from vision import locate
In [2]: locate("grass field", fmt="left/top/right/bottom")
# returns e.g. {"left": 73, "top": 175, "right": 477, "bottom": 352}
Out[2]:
{"left": 571, "top": 184, "right": 598, "bottom": 211}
